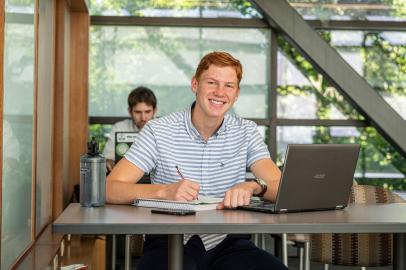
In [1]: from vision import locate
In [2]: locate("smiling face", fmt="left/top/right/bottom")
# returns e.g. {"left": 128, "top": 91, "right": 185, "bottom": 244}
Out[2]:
{"left": 191, "top": 64, "right": 240, "bottom": 123}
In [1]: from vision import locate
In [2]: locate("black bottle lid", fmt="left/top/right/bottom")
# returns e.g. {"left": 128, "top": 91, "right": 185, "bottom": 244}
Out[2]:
{"left": 87, "top": 137, "right": 99, "bottom": 156}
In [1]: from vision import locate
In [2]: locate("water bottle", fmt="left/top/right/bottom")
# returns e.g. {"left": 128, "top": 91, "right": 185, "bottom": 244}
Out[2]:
{"left": 80, "top": 137, "right": 106, "bottom": 207}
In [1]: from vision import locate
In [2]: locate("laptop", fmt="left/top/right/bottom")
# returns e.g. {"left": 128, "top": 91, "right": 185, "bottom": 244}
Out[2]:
{"left": 114, "top": 131, "right": 151, "bottom": 184}
{"left": 239, "top": 144, "right": 360, "bottom": 214}
{"left": 114, "top": 131, "right": 138, "bottom": 163}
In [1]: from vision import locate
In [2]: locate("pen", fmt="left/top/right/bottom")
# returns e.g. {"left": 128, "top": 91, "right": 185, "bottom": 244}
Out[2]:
{"left": 175, "top": 166, "right": 198, "bottom": 200}
{"left": 175, "top": 165, "right": 185, "bottom": 180}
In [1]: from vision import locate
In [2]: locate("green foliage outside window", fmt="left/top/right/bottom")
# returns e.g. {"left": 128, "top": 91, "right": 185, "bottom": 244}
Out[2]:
{"left": 89, "top": 0, "right": 260, "bottom": 17}
{"left": 277, "top": 32, "right": 406, "bottom": 190}
{"left": 287, "top": 0, "right": 406, "bottom": 21}
{"left": 89, "top": 124, "right": 112, "bottom": 152}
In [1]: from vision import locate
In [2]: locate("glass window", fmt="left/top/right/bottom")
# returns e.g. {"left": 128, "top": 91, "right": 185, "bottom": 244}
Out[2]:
{"left": 2, "top": 1, "right": 35, "bottom": 269}
{"left": 89, "top": 0, "right": 262, "bottom": 18}
{"left": 257, "top": 125, "right": 267, "bottom": 142}
{"left": 287, "top": 0, "right": 406, "bottom": 21}
{"left": 327, "top": 30, "right": 406, "bottom": 120}
{"left": 89, "top": 26, "right": 270, "bottom": 119}
{"left": 277, "top": 126, "right": 406, "bottom": 189}
{"left": 277, "top": 42, "right": 362, "bottom": 120}
{"left": 89, "top": 124, "right": 112, "bottom": 152}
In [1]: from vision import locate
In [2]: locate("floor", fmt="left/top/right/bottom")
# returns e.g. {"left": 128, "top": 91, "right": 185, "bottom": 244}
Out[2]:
{"left": 395, "top": 191, "right": 406, "bottom": 201}
{"left": 59, "top": 235, "right": 394, "bottom": 270}
{"left": 59, "top": 235, "right": 106, "bottom": 270}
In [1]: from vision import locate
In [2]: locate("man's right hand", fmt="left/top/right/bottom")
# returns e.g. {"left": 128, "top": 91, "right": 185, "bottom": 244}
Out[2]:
{"left": 106, "top": 159, "right": 115, "bottom": 173}
{"left": 160, "top": 179, "right": 200, "bottom": 201}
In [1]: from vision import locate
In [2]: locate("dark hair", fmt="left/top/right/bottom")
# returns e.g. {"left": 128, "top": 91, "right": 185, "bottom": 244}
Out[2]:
{"left": 128, "top": 86, "right": 157, "bottom": 109}
{"left": 194, "top": 51, "right": 243, "bottom": 85}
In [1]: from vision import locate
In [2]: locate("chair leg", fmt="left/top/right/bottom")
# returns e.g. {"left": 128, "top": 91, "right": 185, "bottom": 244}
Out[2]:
{"left": 53, "top": 254, "right": 59, "bottom": 270}
{"left": 60, "top": 239, "right": 65, "bottom": 257}
{"left": 298, "top": 246, "right": 304, "bottom": 270}
{"left": 282, "top": 233, "right": 288, "bottom": 267}
{"left": 303, "top": 241, "right": 310, "bottom": 270}
{"left": 253, "top": 234, "right": 259, "bottom": 246}
{"left": 324, "top": 264, "right": 329, "bottom": 270}
{"left": 261, "top": 233, "right": 266, "bottom": 250}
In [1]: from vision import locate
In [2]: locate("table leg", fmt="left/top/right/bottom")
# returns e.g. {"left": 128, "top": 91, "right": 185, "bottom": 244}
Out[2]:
{"left": 125, "top": 235, "right": 131, "bottom": 270}
{"left": 111, "top": 235, "right": 116, "bottom": 270}
{"left": 168, "top": 234, "right": 183, "bottom": 270}
{"left": 282, "top": 233, "right": 288, "bottom": 267}
{"left": 394, "top": 233, "right": 406, "bottom": 270}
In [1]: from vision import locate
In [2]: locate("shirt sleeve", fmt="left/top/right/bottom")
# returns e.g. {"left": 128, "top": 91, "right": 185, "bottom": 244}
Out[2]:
{"left": 124, "top": 123, "right": 158, "bottom": 173}
{"left": 102, "top": 124, "right": 116, "bottom": 160}
{"left": 246, "top": 124, "right": 271, "bottom": 168}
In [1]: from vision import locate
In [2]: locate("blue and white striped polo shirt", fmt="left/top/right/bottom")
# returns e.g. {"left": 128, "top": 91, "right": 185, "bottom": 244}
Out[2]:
{"left": 125, "top": 103, "right": 270, "bottom": 250}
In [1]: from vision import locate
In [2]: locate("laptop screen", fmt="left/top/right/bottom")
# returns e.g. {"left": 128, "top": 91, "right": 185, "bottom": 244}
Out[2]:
{"left": 114, "top": 132, "right": 138, "bottom": 162}
{"left": 274, "top": 144, "right": 360, "bottom": 212}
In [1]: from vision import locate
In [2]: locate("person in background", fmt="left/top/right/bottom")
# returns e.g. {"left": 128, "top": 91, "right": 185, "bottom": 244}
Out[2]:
{"left": 106, "top": 51, "right": 286, "bottom": 270}
{"left": 102, "top": 86, "right": 157, "bottom": 172}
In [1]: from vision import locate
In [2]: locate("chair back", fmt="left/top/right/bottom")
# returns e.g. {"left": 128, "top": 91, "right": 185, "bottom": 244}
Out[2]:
{"left": 311, "top": 185, "right": 405, "bottom": 267}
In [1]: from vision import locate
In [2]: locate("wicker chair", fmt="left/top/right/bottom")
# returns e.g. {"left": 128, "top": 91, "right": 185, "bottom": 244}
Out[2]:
{"left": 311, "top": 184, "right": 405, "bottom": 269}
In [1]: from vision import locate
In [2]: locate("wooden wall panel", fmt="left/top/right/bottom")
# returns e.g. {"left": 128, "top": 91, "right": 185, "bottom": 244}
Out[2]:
{"left": 53, "top": 0, "right": 68, "bottom": 218}
{"left": 53, "top": 0, "right": 88, "bottom": 217}
{"left": 68, "top": 12, "right": 89, "bottom": 202}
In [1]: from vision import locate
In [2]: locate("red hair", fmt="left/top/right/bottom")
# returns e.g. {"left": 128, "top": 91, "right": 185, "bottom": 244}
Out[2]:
{"left": 194, "top": 51, "right": 243, "bottom": 85}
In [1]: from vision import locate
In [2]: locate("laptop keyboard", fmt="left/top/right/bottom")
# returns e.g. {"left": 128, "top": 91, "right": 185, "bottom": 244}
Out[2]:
{"left": 247, "top": 201, "right": 275, "bottom": 209}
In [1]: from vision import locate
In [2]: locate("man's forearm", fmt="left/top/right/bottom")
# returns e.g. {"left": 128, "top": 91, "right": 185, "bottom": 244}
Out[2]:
{"left": 262, "top": 177, "right": 280, "bottom": 202}
{"left": 250, "top": 158, "right": 282, "bottom": 203}
{"left": 106, "top": 180, "right": 165, "bottom": 204}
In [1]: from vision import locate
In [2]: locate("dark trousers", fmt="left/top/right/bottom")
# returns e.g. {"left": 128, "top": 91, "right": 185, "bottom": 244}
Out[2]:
{"left": 137, "top": 234, "right": 288, "bottom": 270}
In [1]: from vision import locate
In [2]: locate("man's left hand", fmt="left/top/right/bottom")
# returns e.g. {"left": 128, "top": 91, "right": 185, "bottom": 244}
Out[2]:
{"left": 217, "top": 182, "right": 258, "bottom": 209}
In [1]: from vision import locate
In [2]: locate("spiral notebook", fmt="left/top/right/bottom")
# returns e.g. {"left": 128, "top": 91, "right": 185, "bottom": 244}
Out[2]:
{"left": 133, "top": 196, "right": 222, "bottom": 211}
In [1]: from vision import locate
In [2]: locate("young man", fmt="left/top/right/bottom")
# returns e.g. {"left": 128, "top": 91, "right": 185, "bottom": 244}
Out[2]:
{"left": 106, "top": 52, "right": 287, "bottom": 270}
{"left": 102, "top": 86, "right": 157, "bottom": 172}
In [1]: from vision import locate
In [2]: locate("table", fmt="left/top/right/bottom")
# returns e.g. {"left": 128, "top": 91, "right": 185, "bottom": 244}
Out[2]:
{"left": 53, "top": 203, "right": 406, "bottom": 270}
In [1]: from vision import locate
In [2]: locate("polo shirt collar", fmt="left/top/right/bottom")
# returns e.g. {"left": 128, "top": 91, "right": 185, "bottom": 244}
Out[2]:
{"left": 184, "top": 102, "right": 228, "bottom": 140}
{"left": 185, "top": 103, "right": 200, "bottom": 140}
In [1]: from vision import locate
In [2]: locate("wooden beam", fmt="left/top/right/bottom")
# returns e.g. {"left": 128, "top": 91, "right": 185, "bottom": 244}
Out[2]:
{"left": 307, "top": 20, "right": 406, "bottom": 31}
{"left": 67, "top": 0, "right": 89, "bottom": 13}
{"left": 91, "top": 16, "right": 268, "bottom": 28}
{"left": 68, "top": 12, "right": 89, "bottom": 201}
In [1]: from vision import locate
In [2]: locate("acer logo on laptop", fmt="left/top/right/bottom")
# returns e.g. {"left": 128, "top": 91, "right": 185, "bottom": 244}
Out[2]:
{"left": 313, "top": 173, "right": 326, "bottom": 179}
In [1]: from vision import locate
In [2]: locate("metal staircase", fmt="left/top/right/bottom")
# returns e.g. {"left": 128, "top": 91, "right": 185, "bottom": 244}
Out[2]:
{"left": 251, "top": 0, "right": 406, "bottom": 157}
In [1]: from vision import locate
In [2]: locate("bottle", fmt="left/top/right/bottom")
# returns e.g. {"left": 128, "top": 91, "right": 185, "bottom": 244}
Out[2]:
{"left": 80, "top": 137, "right": 106, "bottom": 207}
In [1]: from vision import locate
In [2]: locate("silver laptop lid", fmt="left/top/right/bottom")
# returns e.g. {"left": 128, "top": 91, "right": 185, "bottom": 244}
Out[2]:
{"left": 275, "top": 144, "right": 360, "bottom": 212}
